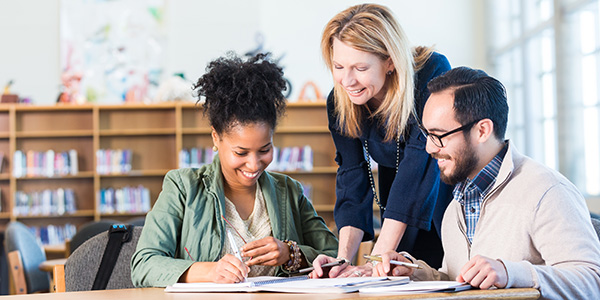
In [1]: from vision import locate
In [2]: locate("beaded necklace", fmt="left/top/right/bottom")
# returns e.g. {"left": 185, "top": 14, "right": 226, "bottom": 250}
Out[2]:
{"left": 363, "top": 123, "right": 401, "bottom": 212}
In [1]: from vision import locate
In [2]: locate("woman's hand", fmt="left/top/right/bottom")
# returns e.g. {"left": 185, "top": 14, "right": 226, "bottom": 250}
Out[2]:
{"left": 206, "top": 254, "right": 249, "bottom": 283}
{"left": 335, "top": 264, "right": 374, "bottom": 278}
{"left": 309, "top": 254, "right": 351, "bottom": 278}
{"left": 372, "top": 250, "right": 415, "bottom": 277}
{"left": 241, "top": 236, "right": 290, "bottom": 266}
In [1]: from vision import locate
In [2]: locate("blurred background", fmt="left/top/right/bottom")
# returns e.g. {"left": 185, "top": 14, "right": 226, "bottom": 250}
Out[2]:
{"left": 0, "top": 0, "right": 599, "bottom": 213}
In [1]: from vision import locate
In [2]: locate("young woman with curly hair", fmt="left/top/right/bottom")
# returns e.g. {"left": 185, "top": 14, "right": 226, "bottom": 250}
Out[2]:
{"left": 131, "top": 53, "right": 338, "bottom": 286}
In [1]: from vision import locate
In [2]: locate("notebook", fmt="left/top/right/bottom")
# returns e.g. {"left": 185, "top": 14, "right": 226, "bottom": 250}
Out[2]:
{"left": 359, "top": 280, "right": 471, "bottom": 294}
{"left": 165, "top": 276, "right": 409, "bottom": 293}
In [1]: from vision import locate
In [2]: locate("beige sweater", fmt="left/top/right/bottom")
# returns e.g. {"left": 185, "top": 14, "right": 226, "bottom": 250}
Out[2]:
{"left": 411, "top": 142, "right": 600, "bottom": 299}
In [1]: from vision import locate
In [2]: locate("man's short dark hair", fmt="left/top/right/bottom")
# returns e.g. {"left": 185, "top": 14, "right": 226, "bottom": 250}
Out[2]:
{"left": 427, "top": 66, "right": 509, "bottom": 140}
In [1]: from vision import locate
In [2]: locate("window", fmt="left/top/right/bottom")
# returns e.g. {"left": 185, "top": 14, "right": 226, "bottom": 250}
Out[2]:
{"left": 487, "top": 0, "right": 600, "bottom": 196}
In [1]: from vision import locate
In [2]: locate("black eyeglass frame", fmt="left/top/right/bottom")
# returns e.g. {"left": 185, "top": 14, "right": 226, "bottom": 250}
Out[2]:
{"left": 418, "top": 119, "right": 482, "bottom": 148}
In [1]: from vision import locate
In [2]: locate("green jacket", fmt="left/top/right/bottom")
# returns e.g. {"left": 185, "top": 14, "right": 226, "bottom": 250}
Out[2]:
{"left": 131, "top": 156, "right": 338, "bottom": 287}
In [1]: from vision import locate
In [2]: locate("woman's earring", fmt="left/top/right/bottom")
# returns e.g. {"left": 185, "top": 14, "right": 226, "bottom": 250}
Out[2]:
{"left": 387, "top": 70, "right": 393, "bottom": 76}
{"left": 212, "top": 145, "right": 218, "bottom": 152}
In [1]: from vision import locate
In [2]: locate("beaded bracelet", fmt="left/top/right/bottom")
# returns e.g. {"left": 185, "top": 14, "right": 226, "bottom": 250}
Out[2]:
{"left": 283, "top": 239, "right": 302, "bottom": 272}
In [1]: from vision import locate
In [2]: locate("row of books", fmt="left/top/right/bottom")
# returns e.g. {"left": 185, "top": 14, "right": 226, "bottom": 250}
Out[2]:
{"left": 98, "top": 185, "right": 151, "bottom": 214}
{"left": 178, "top": 147, "right": 216, "bottom": 168}
{"left": 13, "top": 188, "right": 77, "bottom": 216}
{"left": 96, "top": 149, "right": 133, "bottom": 174}
{"left": 267, "top": 146, "right": 313, "bottom": 172}
{"left": 12, "top": 149, "right": 78, "bottom": 178}
{"left": 28, "top": 223, "right": 77, "bottom": 246}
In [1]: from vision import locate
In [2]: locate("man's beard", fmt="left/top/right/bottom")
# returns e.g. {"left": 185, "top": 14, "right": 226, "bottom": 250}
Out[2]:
{"left": 436, "top": 140, "right": 479, "bottom": 186}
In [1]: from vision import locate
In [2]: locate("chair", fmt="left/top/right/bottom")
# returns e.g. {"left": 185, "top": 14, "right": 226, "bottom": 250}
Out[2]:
{"left": 126, "top": 216, "right": 145, "bottom": 227}
{"left": 67, "top": 220, "right": 118, "bottom": 255}
{"left": 356, "top": 241, "right": 374, "bottom": 266}
{"left": 591, "top": 217, "right": 600, "bottom": 240}
{"left": 4, "top": 221, "right": 50, "bottom": 294}
{"left": 55, "top": 226, "right": 143, "bottom": 292}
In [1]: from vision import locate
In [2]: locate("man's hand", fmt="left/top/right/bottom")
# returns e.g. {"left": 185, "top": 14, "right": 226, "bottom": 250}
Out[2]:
{"left": 457, "top": 255, "right": 508, "bottom": 289}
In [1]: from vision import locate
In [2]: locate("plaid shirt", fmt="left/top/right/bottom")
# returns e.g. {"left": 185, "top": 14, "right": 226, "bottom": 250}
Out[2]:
{"left": 453, "top": 144, "right": 508, "bottom": 244}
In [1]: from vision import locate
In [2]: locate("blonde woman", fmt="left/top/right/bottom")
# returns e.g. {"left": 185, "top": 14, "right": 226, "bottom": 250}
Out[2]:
{"left": 311, "top": 4, "right": 452, "bottom": 278}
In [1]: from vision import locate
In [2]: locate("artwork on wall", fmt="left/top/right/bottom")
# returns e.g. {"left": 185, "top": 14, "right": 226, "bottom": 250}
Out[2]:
{"left": 59, "top": 0, "right": 166, "bottom": 104}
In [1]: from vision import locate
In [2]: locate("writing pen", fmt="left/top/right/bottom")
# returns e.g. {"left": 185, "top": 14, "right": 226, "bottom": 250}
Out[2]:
{"left": 289, "top": 258, "right": 347, "bottom": 275}
{"left": 226, "top": 230, "right": 245, "bottom": 264}
{"left": 363, "top": 254, "right": 422, "bottom": 269}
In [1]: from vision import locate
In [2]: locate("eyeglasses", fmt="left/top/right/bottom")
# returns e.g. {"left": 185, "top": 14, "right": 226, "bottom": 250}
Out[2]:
{"left": 418, "top": 119, "right": 481, "bottom": 148}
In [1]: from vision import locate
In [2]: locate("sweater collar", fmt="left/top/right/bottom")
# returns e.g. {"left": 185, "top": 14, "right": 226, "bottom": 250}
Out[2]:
{"left": 489, "top": 140, "right": 518, "bottom": 196}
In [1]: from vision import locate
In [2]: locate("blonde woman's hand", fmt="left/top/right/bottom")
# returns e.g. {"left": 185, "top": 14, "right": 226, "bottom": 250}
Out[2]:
{"left": 309, "top": 254, "right": 350, "bottom": 278}
{"left": 335, "top": 264, "right": 373, "bottom": 278}
{"left": 372, "top": 250, "right": 415, "bottom": 277}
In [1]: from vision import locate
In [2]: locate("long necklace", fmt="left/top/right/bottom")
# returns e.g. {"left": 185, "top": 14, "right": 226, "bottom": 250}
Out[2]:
{"left": 363, "top": 123, "right": 400, "bottom": 212}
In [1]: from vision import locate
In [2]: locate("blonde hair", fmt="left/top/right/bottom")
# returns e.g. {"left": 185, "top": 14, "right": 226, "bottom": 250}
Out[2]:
{"left": 321, "top": 4, "right": 433, "bottom": 141}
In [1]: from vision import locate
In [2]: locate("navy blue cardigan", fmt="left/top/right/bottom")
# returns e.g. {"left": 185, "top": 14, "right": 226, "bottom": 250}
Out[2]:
{"left": 328, "top": 52, "right": 452, "bottom": 241}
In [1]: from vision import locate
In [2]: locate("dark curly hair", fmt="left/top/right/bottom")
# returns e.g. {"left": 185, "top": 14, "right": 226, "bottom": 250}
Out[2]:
{"left": 193, "top": 52, "right": 287, "bottom": 135}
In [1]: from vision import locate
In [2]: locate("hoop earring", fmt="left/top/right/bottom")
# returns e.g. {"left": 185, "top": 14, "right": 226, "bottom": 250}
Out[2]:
{"left": 212, "top": 145, "right": 218, "bottom": 152}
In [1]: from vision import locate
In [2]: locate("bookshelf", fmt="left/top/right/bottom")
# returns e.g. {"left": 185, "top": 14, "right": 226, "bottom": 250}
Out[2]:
{"left": 0, "top": 101, "right": 338, "bottom": 233}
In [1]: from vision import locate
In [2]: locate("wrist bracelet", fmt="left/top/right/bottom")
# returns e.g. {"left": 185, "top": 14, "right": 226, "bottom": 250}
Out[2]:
{"left": 283, "top": 240, "right": 302, "bottom": 272}
{"left": 336, "top": 256, "right": 351, "bottom": 266}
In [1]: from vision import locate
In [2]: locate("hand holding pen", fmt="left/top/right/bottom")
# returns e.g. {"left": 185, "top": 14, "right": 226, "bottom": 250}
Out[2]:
{"left": 309, "top": 255, "right": 351, "bottom": 278}
{"left": 370, "top": 251, "right": 421, "bottom": 277}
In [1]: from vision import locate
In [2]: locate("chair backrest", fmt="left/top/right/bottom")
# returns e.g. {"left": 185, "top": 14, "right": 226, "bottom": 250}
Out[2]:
{"left": 68, "top": 220, "right": 118, "bottom": 255}
{"left": 4, "top": 221, "right": 50, "bottom": 294}
{"left": 591, "top": 217, "right": 600, "bottom": 240}
{"left": 356, "top": 241, "right": 374, "bottom": 266}
{"left": 64, "top": 226, "right": 142, "bottom": 291}
{"left": 125, "top": 216, "right": 145, "bottom": 227}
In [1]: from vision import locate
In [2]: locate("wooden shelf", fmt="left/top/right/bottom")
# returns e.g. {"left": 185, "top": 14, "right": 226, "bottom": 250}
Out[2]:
{"left": 181, "top": 128, "right": 212, "bottom": 134}
{"left": 14, "top": 210, "right": 95, "bottom": 219}
{"left": 100, "top": 212, "right": 148, "bottom": 218}
{"left": 313, "top": 204, "right": 335, "bottom": 212}
{"left": 16, "top": 171, "right": 95, "bottom": 180}
{"left": 276, "top": 166, "right": 337, "bottom": 175}
{"left": 16, "top": 130, "right": 94, "bottom": 138}
{"left": 276, "top": 127, "right": 330, "bottom": 133}
{"left": 100, "top": 169, "right": 170, "bottom": 177}
{"left": 100, "top": 129, "right": 176, "bottom": 136}
{"left": 0, "top": 102, "right": 337, "bottom": 234}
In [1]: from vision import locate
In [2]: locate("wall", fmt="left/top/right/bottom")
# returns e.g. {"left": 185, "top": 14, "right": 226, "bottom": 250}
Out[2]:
{"left": 0, "top": 0, "right": 485, "bottom": 105}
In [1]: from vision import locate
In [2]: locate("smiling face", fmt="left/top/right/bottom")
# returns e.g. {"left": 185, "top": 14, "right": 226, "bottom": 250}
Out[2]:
{"left": 331, "top": 38, "right": 393, "bottom": 107}
{"left": 423, "top": 90, "right": 480, "bottom": 185}
{"left": 212, "top": 122, "right": 274, "bottom": 192}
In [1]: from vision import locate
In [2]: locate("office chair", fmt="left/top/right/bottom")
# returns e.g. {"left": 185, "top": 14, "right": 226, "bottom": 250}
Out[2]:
{"left": 591, "top": 217, "right": 600, "bottom": 240}
{"left": 55, "top": 225, "right": 142, "bottom": 292}
{"left": 126, "top": 216, "right": 145, "bottom": 227}
{"left": 4, "top": 221, "right": 50, "bottom": 294}
{"left": 67, "top": 220, "right": 118, "bottom": 255}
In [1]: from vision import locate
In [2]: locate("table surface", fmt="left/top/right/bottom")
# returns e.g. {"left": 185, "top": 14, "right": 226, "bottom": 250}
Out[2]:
{"left": 38, "top": 258, "right": 67, "bottom": 272}
{"left": 0, "top": 287, "right": 540, "bottom": 299}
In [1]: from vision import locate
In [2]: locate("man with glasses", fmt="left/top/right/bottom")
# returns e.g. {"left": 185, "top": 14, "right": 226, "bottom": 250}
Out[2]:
{"left": 373, "top": 67, "right": 600, "bottom": 299}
